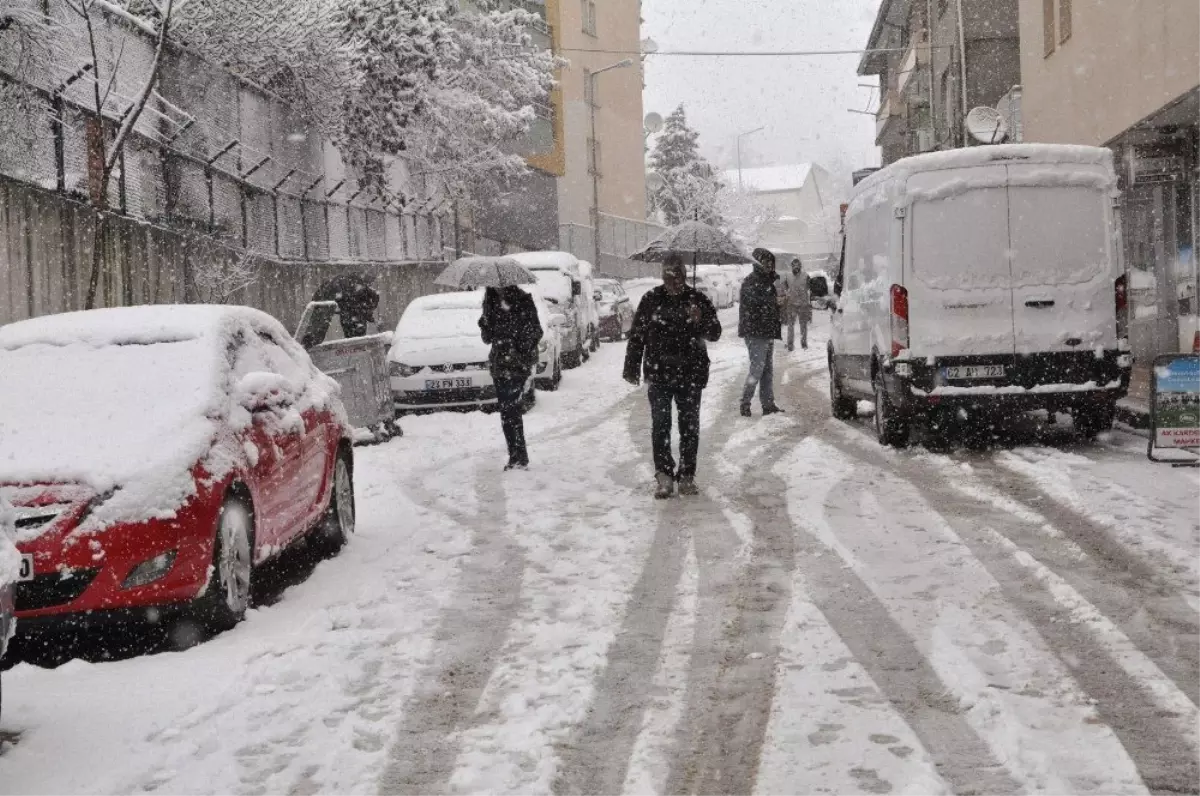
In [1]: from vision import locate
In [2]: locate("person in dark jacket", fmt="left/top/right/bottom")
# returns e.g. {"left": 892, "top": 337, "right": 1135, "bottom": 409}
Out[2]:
{"left": 738, "top": 248, "right": 785, "bottom": 417}
{"left": 480, "top": 285, "right": 543, "bottom": 470}
{"left": 623, "top": 255, "right": 722, "bottom": 499}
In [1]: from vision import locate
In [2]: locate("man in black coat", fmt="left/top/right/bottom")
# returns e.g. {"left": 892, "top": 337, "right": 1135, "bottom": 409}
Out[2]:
{"left": 480, "top": 285, "right": 543, "bottom": 470}
{"left": 623, "top": 255, "right": 722, "bottom": 499}
{"left": 738, "top": 248, "right": 785, "bottom": 417}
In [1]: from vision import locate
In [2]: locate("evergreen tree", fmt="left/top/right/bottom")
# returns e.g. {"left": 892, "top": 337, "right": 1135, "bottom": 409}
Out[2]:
{"left": 648, "top": 105, "right": 723, "bottom": 226}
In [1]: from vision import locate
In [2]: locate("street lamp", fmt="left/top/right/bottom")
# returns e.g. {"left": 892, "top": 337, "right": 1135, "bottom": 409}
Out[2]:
{"left": 589, "top": 58, "right": 633, "bottom": 272}
{"left": 736, "top": 126, "right": 765, "bottom": 191}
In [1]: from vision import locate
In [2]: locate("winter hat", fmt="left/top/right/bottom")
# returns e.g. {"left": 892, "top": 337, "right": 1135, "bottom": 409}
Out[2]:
{"left": 753, "top": 248, "right": 775, "bottom": 268}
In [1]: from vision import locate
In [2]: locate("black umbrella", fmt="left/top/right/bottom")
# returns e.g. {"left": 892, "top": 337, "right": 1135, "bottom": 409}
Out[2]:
{"left": 630, "top": 220, "right": 752, "bottom": 286}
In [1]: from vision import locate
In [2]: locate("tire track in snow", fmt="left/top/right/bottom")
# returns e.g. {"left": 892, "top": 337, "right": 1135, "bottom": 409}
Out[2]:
{"left": 378, "top": 461, "right": 525, "bottom": 795}
{"left": 822, "top": 419, "right": 1200, "bottom": 794}
{"left": 552, "top": 374, "right": 745, "bottom": 795}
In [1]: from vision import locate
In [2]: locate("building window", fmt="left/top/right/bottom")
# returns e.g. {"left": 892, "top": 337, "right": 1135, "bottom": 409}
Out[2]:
{"left": 1043, "top": 0, "right": 1056, "bottom": 56}
{"left": 1059, "top": 0, "right": 1072, "bottom": 43}
{"left": 581, "top": 0, "right": 597, "bottom": 36}
{"left": 587, "top": 137, "right": 601, "bottom": 176}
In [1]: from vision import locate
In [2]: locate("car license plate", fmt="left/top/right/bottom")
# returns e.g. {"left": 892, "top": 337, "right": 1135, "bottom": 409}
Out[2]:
{"left": 425, "top": 377, "right": 472, "bottom": 390}
{"left": 943, "top": 365, "right": 1006, "bottom": 380}
{"left": 18, "top": 554, "right": 34, "bottom": 582}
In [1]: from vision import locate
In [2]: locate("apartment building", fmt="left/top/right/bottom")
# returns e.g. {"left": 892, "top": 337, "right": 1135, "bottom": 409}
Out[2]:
{"left": 472, "top": 0, "right": 652, "bottom": 272}
{"left": 1019, "top": 0, "right": 1199, "bottom": 370}
{"left": 859, "top": 0, "right": 1022, "bottom": 165}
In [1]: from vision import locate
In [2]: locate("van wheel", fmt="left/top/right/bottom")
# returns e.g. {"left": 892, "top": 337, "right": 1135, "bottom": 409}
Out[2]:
{"left": 874, "top": 378, "right": 911, "bottom": 448}
{"left": 829, "top": 357, "right": 856, "bottom": 420}
{"left": 1074, "top": 402, "right": 1115, "bottom": 439}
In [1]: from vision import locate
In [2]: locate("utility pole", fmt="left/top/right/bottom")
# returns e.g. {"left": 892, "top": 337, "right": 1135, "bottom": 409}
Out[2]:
{"left": 736, "top": 126, "right": 765, "bottom": 191}
{"left": 588, "top": 59, "right": 634, "bottom": 271}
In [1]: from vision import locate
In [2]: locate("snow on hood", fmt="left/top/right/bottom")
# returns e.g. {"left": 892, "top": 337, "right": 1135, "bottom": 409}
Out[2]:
{"left": 389, "top": 336, "right": 491, "bottom": 367}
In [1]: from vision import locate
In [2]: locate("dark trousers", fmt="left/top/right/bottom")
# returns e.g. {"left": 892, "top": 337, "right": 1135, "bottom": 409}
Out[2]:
{"left": 495, "top": 377, "right": 528, "bottom": 464}
{"left": 648, "top": 383, "right": 702, "bottom": 479}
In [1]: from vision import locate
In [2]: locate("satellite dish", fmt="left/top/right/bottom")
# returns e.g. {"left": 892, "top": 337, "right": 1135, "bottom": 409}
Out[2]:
{"left": 966, "top": 106, "right": 1009, "bottom": 144}
{"left": 644, "top": 112, "right": 664, "bottom": 134}
{"left": 646, "top": 172, "right": 666, "bottom": 191}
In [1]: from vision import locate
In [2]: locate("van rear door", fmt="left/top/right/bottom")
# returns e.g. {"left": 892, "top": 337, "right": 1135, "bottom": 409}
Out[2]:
{"left": 1005, "top": 163, "right": 1117, "bottom": 354}
{"left": 906, "top": 165, "right": 1016, "bottom": 357}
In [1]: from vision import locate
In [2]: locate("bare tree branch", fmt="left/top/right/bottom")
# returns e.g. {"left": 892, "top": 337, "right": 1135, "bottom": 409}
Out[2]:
{"left": 103, "top": 0, "right": 173, "bottom": 180}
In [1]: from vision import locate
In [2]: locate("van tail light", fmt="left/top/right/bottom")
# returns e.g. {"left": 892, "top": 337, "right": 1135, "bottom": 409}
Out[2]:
{"left": 1114, "top": 274, "right": 1129, "bottom": 339}
{"left": 890, "top": 284, "right": 910, "bottom": 358}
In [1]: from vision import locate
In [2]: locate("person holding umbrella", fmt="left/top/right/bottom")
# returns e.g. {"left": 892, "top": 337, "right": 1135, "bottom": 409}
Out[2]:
{"left": 623, "top": 254, "right": 722, "bottom": 499}
{"left": 739, "top": 248, "right": 785, "bottom": 417}
{"left": 435, "top": 256, "right": 543, "bottom": 470}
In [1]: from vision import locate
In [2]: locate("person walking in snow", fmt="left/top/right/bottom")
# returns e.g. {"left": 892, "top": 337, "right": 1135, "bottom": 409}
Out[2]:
{"left": 480, "top": 285, "right": 543, "bottom": 470}
{"left": 739, "top": 248, "right": 785, "bottom": 417}
{"left": 624, "top": 254, "right": 722, "bottom": 499}
{"left": 784, "top": 258, "right": 812, "bottom": 351}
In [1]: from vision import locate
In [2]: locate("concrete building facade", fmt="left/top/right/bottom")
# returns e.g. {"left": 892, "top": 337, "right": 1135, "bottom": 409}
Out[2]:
{"left": 860, "top": 0, "right": 1022, "bottom": 165}
{"left": 1018, "top": 0, "right": 1200, "bottom": 376}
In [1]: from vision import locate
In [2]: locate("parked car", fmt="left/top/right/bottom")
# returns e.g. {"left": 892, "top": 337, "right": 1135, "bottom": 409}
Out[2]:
{"left": 1, "top": 496, "right": 14, "bottom": 719}
{"left": 594, "top": 279, "right": 635, "bottom": 341}
{"left": 509, "top": 251, "right": 590, "bottom": 369}
{"left": 388, "top": 291, "right": 536, "bottom": 413}
{"left": 829, "top": 144, "right": 1133, "bottom": 447}
{"left": 692, "top": 271, "right": 731, "bottom": 310}
{"left": 522, "top": 287, "right": 565, "bottom": 390}
{"left": 697, "top": 265, "right": 736, "bottom": 308}
{"left": 721, "top": 264, "right": 746, "bottom": 296}
{"left": 577, "top": 259, "right": 602, "bottom": 353}
{"left": 0, "top": 306, "right": 355, "bottom": 635}
{"left": 623, "top": 277, "right": 660, "bottom": 311}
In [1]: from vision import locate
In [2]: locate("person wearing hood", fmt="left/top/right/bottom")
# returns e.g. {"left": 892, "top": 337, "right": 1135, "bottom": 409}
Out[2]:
{"left": 738, "top": 248, "right": 785, "bottom": 417}
{"left": 480, "top": 285, "right": 543, "bottom": 470}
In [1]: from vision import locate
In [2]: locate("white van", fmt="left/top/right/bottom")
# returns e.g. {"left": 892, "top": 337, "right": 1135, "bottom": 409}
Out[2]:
{"left": 829, "top": 144, "right": 1133, "bottom": 446}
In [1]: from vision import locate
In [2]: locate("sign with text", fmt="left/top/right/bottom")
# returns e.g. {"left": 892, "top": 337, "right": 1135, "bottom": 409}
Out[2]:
{"left": 1149, "top": 354, "right": 1200, "bottom": 463}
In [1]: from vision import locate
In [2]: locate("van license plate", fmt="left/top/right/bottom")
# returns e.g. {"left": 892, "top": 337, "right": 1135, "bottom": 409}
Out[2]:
{"left": 18, "top": 554, "right": 34, "bottom": 582}
{"left": 426, "top": 378, "right": 472, "bottom": 390}
{"left": 943, "top": 365, "right": 1006, "bottom": 380}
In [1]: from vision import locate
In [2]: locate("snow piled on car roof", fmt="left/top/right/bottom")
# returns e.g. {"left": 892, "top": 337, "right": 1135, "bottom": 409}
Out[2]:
{"left": 0, "top": 304, "right": 280, "bottom": 350}
{"left": 508, "top": 251, "right": 580, "bottom": 271}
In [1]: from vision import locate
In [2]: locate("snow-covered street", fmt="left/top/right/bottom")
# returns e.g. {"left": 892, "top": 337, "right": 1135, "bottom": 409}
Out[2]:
{"left": 2, "top": 311, "right": 1198, "bottom": 795}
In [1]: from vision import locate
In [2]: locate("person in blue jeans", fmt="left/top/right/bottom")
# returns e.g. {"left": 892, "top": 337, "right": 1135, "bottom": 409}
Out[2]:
{"left": 739, "top": 248, "right": 785, "bottom": 417}
{"left": 623, "top": 255, "right": 722, "bottom": 499}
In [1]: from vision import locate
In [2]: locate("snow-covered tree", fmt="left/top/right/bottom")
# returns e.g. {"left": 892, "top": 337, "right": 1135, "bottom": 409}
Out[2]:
{"left": 648, "top": 105, "right": 724, "bottom": 226}
{"left": 716, "top": 184, "right": 781, "bottom": 249}
{"left": 169, "top": 0, "right": 348, "bottom": 135}
{"left": 335, "top": 0, "right": 447, "bottom": 200}
{"left": 192, "top": 250, "right": 259, "bottom": 303}
{"left": 408, "top": 0, "right": 559, "bottom": 201}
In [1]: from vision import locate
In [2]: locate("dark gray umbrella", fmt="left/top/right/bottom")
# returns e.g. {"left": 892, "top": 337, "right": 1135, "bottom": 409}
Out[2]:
{"left": 434, "top": 256, "right": 537, "bottom": 290}
{"left": 630, "top": 221, "right": 752, "bottom": 266}
{"left": 630, "top": 221, "right": 752, "bottom": 287}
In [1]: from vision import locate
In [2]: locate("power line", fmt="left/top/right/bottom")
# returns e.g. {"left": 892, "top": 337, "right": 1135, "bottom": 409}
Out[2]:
{"left": 554, "top": 46, "right": 948, "bottom": 57}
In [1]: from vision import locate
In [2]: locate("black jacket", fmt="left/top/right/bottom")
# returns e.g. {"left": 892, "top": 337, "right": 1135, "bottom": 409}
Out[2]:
{"left": 480, "top": 288, "right": 543, "bottom": 380}
{"left": 738, "top": 268, "right": 782, "bottom": 340}
{"left": 623, "top": 285, "right": 722, "bottom": 389}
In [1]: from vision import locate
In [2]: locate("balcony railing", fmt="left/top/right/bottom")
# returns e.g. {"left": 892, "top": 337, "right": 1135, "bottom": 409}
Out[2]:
{"left": 876, "top": 91, "right": 899, "bottom": 140}
{"left": 896, "top": 41, "right": 930, "bottom": 97}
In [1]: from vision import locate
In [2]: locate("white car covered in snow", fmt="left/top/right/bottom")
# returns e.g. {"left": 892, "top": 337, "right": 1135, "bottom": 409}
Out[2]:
{"left": 829, "top": 144, "right": 1133, "bottom": 447}
{"left": 508, "top": 251, "right": 591, "bottom": 369}
{"left": 388, "top": 292, "right": 536, "bottom": 413}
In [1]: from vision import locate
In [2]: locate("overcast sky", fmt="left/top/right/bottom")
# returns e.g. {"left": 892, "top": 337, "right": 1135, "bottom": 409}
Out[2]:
{"left": 642, "top": 0, "right": 883, "bottom": 197}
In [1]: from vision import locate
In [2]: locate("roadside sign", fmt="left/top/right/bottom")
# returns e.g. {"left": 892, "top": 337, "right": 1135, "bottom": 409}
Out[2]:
{"left": 1148, "top": 354, "right": 1200, "bottom": 465}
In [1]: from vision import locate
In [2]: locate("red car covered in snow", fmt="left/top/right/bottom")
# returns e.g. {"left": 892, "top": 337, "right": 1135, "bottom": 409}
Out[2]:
{"left": 0, "top": 305, "right": 355, "bottom": 633}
